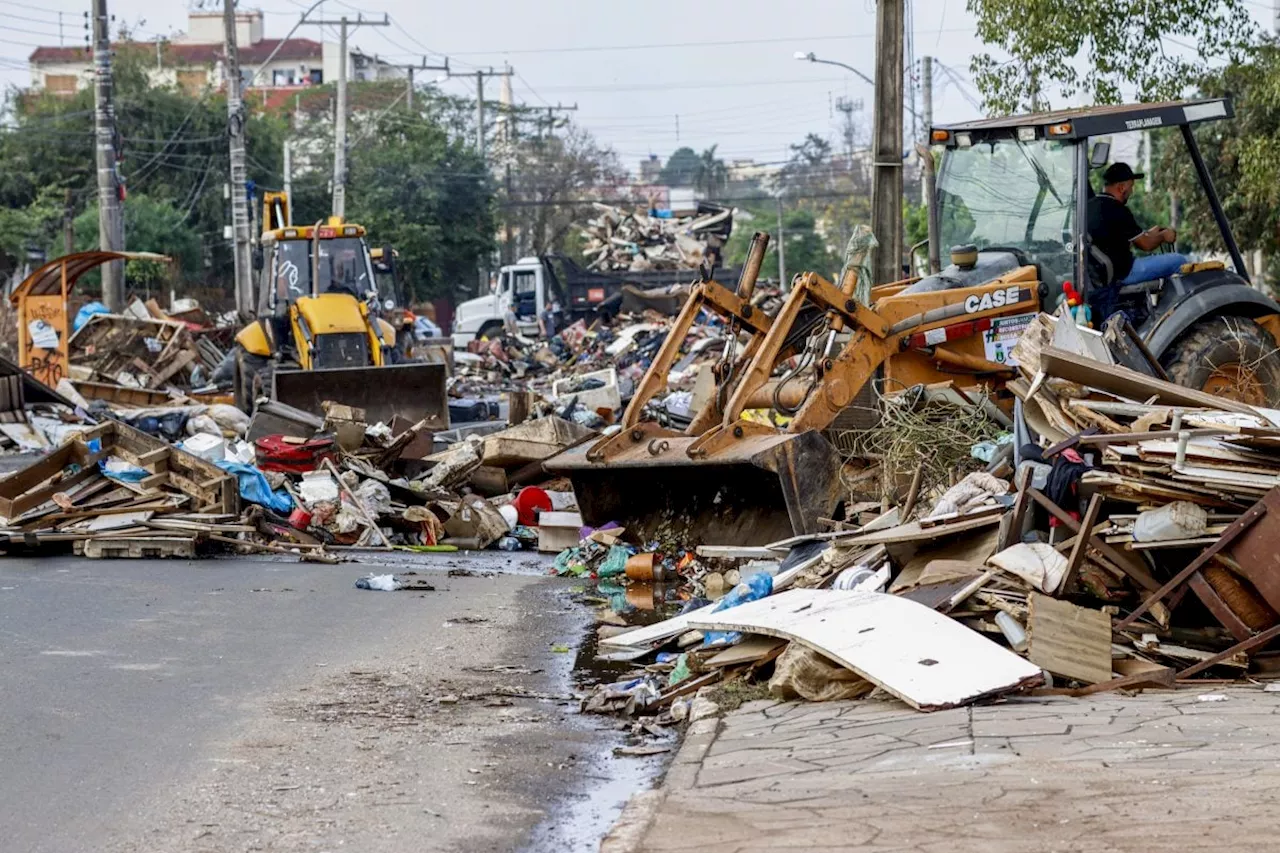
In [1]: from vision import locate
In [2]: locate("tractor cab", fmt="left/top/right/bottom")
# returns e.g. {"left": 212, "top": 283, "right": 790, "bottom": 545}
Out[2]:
{"left": 925, "top": 98, "right": 1280, "bottom": 406}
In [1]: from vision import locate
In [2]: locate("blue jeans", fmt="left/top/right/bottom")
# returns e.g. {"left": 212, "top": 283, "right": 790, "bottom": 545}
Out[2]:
{"left": 1121, "top": 252, "right": 1189, "bottom": 284}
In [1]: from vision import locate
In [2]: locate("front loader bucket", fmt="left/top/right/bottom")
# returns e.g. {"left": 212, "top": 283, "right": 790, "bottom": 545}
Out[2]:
{"left": 272, "top": 363, "right": 450, "bottom": 429}
{"left": 544, "top": 430, "right": 842, "bottom": 546}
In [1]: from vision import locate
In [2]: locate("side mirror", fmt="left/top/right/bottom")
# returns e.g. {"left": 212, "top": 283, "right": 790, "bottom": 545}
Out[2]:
{"left": 1089, "top": 140, "right": 1111, "bottom": 169}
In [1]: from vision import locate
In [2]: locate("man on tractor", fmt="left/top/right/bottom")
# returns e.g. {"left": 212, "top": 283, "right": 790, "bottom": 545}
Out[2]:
{"left": 1087, "top": 162, "right": 1186, "bottom": 320}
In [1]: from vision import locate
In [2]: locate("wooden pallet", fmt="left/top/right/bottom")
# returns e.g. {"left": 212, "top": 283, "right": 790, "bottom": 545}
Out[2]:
{"left": 78, "top": 535, "right": 197, "bottom": 559}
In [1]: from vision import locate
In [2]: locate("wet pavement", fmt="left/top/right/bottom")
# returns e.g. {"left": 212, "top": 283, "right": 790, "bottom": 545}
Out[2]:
{"left": 0, "top": 549, "right": 665, "bottom": 852}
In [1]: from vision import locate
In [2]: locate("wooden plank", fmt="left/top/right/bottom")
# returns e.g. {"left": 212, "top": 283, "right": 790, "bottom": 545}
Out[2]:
{"left": 1041, "top": 346, "right": 1257, "bottom": 414}
{"left": 1063, "top": 493, "right": 1103, "bottom": 593}
{"left": 1026, "top": 593, "right": 1113, "bottom": 685}
{"left": 687, "top": 589, "right": 1043, "bottom": 711}
{"left": 82, "top": 536, "right": 197, "bottom": 559}
{"left": 1115, "top": 493, "right": 1273, "bottom": 630}
{"left": 1000, "top": 465, "right": 1033, "bottom": 550}
{"left": 695, "top": 545, "right": 775, "bottom": 559}
{"left": 772, "top": 512, "right": 1000, "bottom": 552}
{"left": 1068, "top": 666, "right": 1175, "bottom": 696}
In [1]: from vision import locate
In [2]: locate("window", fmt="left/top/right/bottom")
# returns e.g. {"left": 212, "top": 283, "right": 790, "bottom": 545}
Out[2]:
{"left": 512, "top": 269, "right": 537, "bottom": 318}
{"left": 272, "top": 68, "right": 296, "bottom": 86}
{"left": 44, "top": 74, "right": 78, "bottom": 95}
{"left": 308, "top": 68, "right": 323, "bottom": 84}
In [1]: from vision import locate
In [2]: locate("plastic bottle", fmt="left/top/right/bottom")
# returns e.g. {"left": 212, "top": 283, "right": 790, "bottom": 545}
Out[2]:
{"left": 1061, "top": 282, "right": 1092, "bottom": 328}
{"left": 497, "top": 536, "right": 521, "bottom": 551}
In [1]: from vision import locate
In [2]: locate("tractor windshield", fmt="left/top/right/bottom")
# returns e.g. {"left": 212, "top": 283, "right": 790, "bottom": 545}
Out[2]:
{"left": 937, "top": 139, "right": 1076, "bottom": 280}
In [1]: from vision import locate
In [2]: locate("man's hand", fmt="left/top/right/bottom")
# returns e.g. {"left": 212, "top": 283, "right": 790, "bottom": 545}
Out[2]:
{"left": 1160, "top": 226, "right": 1177, "bottom": 244}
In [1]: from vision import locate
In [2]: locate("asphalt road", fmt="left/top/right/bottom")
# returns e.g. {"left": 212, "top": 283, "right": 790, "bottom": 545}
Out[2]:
{"left": 0, "top": 553, "right": 611, "bottom": 852}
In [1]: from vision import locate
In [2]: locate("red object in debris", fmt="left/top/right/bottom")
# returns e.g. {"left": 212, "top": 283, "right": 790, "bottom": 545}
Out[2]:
{"left": 288, "top": 506, "right": 313, "bottom": 530}
{"left": 254, "top": 434, "right": 338, "bottom": 473}
{"left": 513, "top": 486, "right": 553, "bottom": 526}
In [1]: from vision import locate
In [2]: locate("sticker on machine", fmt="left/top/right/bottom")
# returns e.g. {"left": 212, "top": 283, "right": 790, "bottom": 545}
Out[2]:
{"left": 982, "top": 312, "right": 1036, "bottom": 366}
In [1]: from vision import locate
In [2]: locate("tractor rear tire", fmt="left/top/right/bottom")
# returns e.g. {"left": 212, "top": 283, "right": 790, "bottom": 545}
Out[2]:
{"left": 1162, "top": 316, "right": 1280, "bottom": 408}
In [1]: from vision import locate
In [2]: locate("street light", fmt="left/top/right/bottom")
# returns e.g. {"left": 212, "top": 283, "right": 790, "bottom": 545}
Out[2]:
{"left": 793, "top": 50, "right": 875, "bottom": 88}
{"left": 793, "top": 50, "right": 922, "bottom": 123}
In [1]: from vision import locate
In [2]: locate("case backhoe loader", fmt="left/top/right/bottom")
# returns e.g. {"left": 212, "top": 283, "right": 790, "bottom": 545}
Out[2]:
{"left": 548, "top": 98, "right": 1280, "bottom": 545}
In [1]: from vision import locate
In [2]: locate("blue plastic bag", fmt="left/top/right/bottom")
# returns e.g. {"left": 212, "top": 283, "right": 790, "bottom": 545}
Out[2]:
{"left": 215, "top": 460, "right": 293, "bottom": 513}
{"left": 73, "top": 302, "right": 110, "bottom": 332}
{"left": 703, "top": 572, "right": 774, "bottom": 648}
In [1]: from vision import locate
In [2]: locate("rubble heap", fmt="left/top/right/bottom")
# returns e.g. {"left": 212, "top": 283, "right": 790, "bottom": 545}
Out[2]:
{"left": 580, "top": 202, "right": 733, "bottom": 272}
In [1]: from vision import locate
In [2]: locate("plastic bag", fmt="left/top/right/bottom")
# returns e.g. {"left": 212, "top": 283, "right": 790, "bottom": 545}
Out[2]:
{"left": 73, "top": 302, "right": 110, "bottom": 332}
{"left": 596, "top": 544, "right": 635, "bottom": 578}
{"left": 768, "top": 642, "right": 871, "bottom": 702}
{"left": 215, "top": 460, "right": 293, "bottom": 513}
{"left": 703, "top": 572, "right": 774, "bottom": 647}
{"left": 839, "top": 224, "right": 877, "bottom": 307}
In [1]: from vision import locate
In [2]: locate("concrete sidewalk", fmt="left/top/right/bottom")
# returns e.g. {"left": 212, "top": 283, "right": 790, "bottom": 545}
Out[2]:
{"left": 606, "top": 686, "right": 1280, "bottom": 852}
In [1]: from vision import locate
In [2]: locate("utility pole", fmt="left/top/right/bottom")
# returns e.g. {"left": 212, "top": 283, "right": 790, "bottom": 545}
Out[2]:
{"left": 282, "top": 139, "right": 292, "bottom": 220}
{"left": 63, "top": 189, "right": 74, "bottom": 256}
{"left": 871, "top": 0, "right": 904, "bottom": 285}
{"left": 92, "top": 0, "right": 124, "bottom": 310}
{"left": 447, "top": 67, "right": 509, "bottom": 164}
{"left": 776, "top": 195, "right": 787, "bottom": 285}
{"left": 921, "top": 55, "right": 939, "bottom": 274}
{"left": 302, "top": 13, "right": 389, "bottom": 218}
{"left": 223, "top": 0, "right": 253, "bottom": 315}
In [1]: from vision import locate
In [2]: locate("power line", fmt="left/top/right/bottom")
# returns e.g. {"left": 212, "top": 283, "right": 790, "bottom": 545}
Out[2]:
{"left": 447, "top": 29, "right": 976, "bottom": 57}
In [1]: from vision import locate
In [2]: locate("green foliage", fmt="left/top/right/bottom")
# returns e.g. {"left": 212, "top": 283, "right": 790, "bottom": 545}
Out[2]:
{"left": 693, "top": 145, "right": 728, "bottom": 199}
{"left": 659, "top": 147, "right": 701, "bottom": 187}
{"left": 1155, "top": 43, "right": 1280, "bottom": 268}
{"left": 0, "top": 46, "right": 286, "bottom": 287}
{"left": 967, "top": 0, "right": 1256, "bottom": 113}
{"left": 344, "top": 104, "right": 494, "bottom": 302}
{"left": 72, "top": 194, "right": 200, "bottom": 290}
{"left": 724, "top": 205, "right": 840, "bottom": 282}
{"left": 502, "top": 126, "right": 625, "bottom": 262}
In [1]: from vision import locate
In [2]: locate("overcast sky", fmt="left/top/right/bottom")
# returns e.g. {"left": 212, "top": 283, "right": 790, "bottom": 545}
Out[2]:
{"left": 2, "top": 0, "right": 1276, "bottom": 174}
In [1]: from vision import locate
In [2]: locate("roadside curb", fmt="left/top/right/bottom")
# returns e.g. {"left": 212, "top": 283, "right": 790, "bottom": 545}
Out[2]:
{"left": 599, "top": 715, "right": 721, "bottom": 853}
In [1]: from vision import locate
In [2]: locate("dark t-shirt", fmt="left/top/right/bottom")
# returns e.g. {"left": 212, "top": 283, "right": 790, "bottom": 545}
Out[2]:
{"left": 1087, "top": 194, "right": 1141, "bottom": 282}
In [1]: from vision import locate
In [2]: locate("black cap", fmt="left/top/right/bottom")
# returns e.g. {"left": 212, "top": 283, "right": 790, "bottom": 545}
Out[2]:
{"left": 1102, "top": 162, "right": 1144, "bottom": 184}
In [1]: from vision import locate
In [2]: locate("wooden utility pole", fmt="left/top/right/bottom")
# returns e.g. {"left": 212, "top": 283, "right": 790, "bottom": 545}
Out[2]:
{"left": 92, "top": 0, "right": 124, "bottom": 309}
{"left": 447, "top": 67, "right": 511, "bottom": 165}
{"left": 302, "top": 13, "right": 389, "bottom": 218}
{"left": 223, "top": 0, "right": 254, "bottom": 315}
{"left": 871, "top": 0, "right": 904, "bottom": 286}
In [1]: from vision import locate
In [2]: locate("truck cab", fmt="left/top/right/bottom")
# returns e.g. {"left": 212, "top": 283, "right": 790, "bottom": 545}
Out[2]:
{"left": 452, "top": 256, "right": 563, "bottom": 348}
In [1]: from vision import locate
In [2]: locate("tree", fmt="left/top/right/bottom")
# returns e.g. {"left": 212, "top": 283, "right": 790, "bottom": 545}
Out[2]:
{"left": 659, "top": 147, "right": 700, "bottom": 186}
{"left": 1154, "top": 44, "right": 1280, "bottom": 287}
{"left": 344, "top": 103, "right": 495, "bottom": 302}
{"left": 693, "top": 145, "right": 728, "bottom": 199}
{"left": 72, "top": 194, "right": 201, "bottom": 292}
{"left": 967, "top": 0, "right": 1256, "bottom": 113}
{"left": 501, "top": 126, "right": 625, "bottom": 261}
{"left": 0, "top": 45, "right": 287, "bottom": 292}
{"left": 724, "top": 205, "right": 840, "bottom": 282}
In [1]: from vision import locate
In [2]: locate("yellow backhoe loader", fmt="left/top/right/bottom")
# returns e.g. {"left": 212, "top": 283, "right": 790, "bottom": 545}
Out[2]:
{"left": 232, "top": 193, "right": 449, "bottom": 428}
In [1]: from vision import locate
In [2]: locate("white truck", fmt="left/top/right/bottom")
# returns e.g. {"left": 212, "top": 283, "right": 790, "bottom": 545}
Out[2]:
{"left": 451, "top": 253, "right": 741, "bottom": 348}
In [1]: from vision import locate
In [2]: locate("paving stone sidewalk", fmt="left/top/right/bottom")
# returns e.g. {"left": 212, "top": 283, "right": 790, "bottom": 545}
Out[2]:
{"left": 606, "top": 686, "right": 1280, "bottom": 852}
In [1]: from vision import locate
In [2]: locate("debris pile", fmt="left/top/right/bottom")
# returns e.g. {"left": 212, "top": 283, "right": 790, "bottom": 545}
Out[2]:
{"left": 580, "top": 202, "right": 733, "bottom": 273}
{"left": 576, "top": 309, "right": 1280, "bottom": 731}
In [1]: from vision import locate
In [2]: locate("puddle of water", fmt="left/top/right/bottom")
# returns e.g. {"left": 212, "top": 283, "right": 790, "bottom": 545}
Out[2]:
{"left": 519, "top": 579, "right": 696, "bottom": 852}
